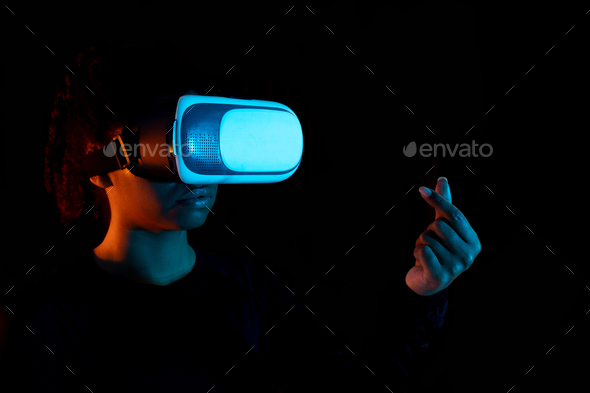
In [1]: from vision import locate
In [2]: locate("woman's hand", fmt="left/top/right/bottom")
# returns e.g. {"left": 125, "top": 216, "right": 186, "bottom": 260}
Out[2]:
{"left": 406, "top": 177, "right": 481, "bottom": 296}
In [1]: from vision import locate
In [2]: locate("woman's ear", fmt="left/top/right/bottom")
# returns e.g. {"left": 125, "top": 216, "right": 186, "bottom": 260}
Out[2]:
{"left": 89, "top": 174, "right": 113, "bottom": 189}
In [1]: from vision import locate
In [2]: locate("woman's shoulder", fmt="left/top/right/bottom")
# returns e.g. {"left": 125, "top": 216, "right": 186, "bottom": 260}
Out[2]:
{"left": 16, "top": 249, "right": 94, "bottom": 317}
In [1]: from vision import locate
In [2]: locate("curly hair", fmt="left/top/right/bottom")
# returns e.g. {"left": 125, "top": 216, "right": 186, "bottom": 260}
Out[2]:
{"left": 43, "top": 38, "right": 192, "bottom": 229}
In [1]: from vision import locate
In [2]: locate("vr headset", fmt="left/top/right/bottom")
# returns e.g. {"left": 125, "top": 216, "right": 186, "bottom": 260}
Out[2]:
{"left": 83, "top": 92, "right": 304, "bottom": 185}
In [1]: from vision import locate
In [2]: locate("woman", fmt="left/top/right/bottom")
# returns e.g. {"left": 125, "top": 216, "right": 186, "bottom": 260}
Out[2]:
{"left": 4, "top": 38, "right": 455, "bottom": 393}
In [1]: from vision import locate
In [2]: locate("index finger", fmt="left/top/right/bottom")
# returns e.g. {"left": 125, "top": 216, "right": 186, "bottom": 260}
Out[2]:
{"left": 419, "top": 186, "right": 476, "bottom": 245}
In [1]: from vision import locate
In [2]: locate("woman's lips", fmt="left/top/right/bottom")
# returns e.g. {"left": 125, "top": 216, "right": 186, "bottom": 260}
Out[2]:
{"left": 177, "top": 186, "right": 211, "bottom": 201}
{"left": 176, "top": 196, "right": 210, "bottom": 207}
{"left": 176, "top": 195, "right": 207, "bottom": 202}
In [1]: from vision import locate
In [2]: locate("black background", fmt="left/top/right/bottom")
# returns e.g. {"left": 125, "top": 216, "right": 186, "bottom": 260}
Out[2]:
{"left": 1, "top": 1, "right": 589, "bottom": 392}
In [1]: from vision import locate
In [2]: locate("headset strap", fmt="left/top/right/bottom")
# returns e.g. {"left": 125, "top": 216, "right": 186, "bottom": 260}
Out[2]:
{"left": 82, "top": 125, "right": 137, "bottom": 178}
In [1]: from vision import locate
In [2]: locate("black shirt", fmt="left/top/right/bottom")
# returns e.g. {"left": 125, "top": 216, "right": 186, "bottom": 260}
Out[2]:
{"left": 3, "top": 246, "right": 451, "bottom": 393}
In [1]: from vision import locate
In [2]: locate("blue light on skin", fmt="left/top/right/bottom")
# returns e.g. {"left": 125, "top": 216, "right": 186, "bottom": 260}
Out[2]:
{"left": 89, "top": 89, "right": 219, "bottom": 286}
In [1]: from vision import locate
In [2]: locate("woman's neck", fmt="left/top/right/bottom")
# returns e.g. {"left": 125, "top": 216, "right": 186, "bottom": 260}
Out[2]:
{"left": 91, "top": 220, "right": 196, "bottom": 286}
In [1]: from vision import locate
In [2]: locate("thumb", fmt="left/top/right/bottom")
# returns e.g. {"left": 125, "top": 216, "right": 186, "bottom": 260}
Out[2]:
{"left": 434, "top": 177, "right": 451, "bottom": 220}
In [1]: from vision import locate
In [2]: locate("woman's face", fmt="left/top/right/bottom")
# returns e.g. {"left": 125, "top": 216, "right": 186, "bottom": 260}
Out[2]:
{"left": 104, "top": 168, "right": 218, "bottom": 232}
{"left": 93, "top": 88, "right": 218, "bottom": 232}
